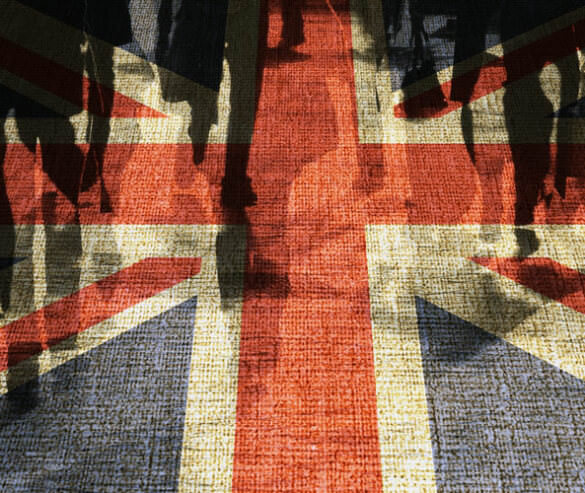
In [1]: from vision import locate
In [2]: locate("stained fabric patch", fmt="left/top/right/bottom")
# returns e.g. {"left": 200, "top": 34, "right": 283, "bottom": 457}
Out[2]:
{"left": 0, "top": 297, "right": 197, "bottom": 492}
{"left": 416, "top": 296, "right": 585, "bottom": 491}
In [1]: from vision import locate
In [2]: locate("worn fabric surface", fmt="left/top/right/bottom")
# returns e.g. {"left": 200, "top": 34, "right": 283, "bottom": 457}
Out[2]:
{"left": 1, "top": 0, "right": 585, "bottom": 491}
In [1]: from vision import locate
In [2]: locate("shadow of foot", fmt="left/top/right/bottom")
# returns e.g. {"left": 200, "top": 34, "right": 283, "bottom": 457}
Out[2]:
{"left": 221, "top": 176, "right": 257, "bottom": 209}
{"left": 515, "top": 228, "right": 540, "bottom": 257}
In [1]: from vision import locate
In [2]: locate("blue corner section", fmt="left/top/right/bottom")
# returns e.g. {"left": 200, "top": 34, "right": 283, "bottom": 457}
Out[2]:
{"left": 416, "top": 296, "right": 585, "bottom": 491}
{"left": 0, "top": 297, "right": 197, "bottom": 492}
{"left": 0, "top": 257, "right": 25, "bottom": 270}
{"left": 551, "top": 97, "right": 585, "bottom": 118}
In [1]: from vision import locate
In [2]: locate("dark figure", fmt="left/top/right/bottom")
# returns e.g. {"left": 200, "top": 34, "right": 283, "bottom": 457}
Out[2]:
{"left": 280, "top": 0, "right": 305, "bottom": 49}
{"left": 0, "top": 1, "right": 84, "bottom": 412}
{"left": 408, "top": 0, "right": 427, "bottom": 64}
{"left": 159, "top": 0, "right": 305, "bottom": 209}
{"left": 501, "top": 0, "right": 583, "bottom": 251}
{"left": 157, "top": 0, "right": 228, "bottom": 159}
{"left": 451, "top": 0, "right": 502, "bottom": 107}
{"left": 158, "top": 0, "right": 256, "bottom": 207}
{"left": 382, "top": 0, "right": 405, "bottom": 39}
{"left": 393, "top": 0, "right": 448, "bottom": 116}
{"left": 0, "top": 160, "right": 11, "bottom": 316}
{"left": 451, "top": 0, "right": 505, "bottom": 227}
{"left": 81, "top": 1, "right": 134, "bottom": 212}
{"left": 554, "top": 18, "right": 585, "bottom": 202}
{"left": 0, "top": 0, "right": 132, "bottom": 411}
{"left": 222, "top": 0, "right": 304, "bottom": 208}
{"left": 451, "top": 0, "right": 584, "bottom": 237}
{"left": 155, "top": 0, "right": 173, "bottom": 65}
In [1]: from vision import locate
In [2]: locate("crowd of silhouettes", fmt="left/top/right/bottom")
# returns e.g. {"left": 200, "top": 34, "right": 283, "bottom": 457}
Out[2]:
{"left": 0, "top": 0, "right": 132, "bottom": 413}
{"left": 386, "top": 0, "right": 585, "bottom": 253}
{"left": 0, "top": 0, "right": 307, "bottom": 412}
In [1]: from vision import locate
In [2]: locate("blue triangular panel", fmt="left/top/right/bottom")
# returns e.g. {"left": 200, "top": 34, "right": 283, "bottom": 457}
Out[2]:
{"left": 416, "top": 296, "right": 585, "bottom": 491}
{"left": 0, "top": 297, "right": 197, "bottom": 492}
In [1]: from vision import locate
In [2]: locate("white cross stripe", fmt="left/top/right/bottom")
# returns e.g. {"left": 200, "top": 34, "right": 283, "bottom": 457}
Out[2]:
{"left": 0, "top": 224, "right": 246, "bottom": 493}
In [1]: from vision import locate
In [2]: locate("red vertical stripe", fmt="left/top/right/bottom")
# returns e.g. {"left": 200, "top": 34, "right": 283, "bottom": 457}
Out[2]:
{"left": 232, "top": 1, "right": 383, "bottom": 490}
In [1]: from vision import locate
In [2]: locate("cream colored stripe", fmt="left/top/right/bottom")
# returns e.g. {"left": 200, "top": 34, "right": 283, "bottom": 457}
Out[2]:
{"left": 178, "top": 225, "right": 246, "bottom": 493}
{"left": 366, "top": 226, "right": 437, "bottom": 493}
{"left": 366, "top": 224, "right": 585, "bottom": 491}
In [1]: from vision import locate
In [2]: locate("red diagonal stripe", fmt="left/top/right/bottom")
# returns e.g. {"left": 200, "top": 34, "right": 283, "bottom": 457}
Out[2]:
{"left": 472, "top": 257, "right": 585, "bottom": 313}
{"left": 1, "top": 257, "right": 201, "bottom": 370}
{"left": 0, "top": 35, "right": 166, "bottom": 118}
{"left": 395, "top": 20, "right": 585, "bottom": 118}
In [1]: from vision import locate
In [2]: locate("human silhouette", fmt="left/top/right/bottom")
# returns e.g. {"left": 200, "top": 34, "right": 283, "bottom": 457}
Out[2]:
{"left": 81, "top": 1, "right": 133, "bottom": 212}
{"left": 450, "top": 0, "right": 585, "bottom": 238}
{"left": 451, "top": 0, "right": 505, "bottom": 228}
{"left": 158, "top": 0, "right": 306, "bottom": 209}
{"left": 501, "top": 0, "right": 583, "bottom": 252}
{"left": 279, "top": 0, "right": 305, "bottom": 50}
{"left": 0, "top": 0, "right": 132, "bottom": 411}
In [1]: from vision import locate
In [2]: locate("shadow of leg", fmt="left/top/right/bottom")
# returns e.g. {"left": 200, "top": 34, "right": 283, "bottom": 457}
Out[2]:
{"left": 5, "top": 342, "right": 42, "bottom": 414}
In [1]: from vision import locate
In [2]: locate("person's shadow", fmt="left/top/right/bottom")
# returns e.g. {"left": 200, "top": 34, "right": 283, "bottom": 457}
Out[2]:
{"left": 157, "top": 0, "right": 307, "bottom": 210}
{"left": 0, "top": 0, "right": 132, "bottom": 413}
{"left": 501, "top": 0, "right": 584, "bottom": 253}
{"left": 450, "top": 0, "right": 585, "bottom": 247}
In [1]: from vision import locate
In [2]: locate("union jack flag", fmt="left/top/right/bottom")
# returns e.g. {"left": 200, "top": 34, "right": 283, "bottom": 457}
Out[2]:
{"left": 2, "top": 0, "right": 585, "bottom": 491}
